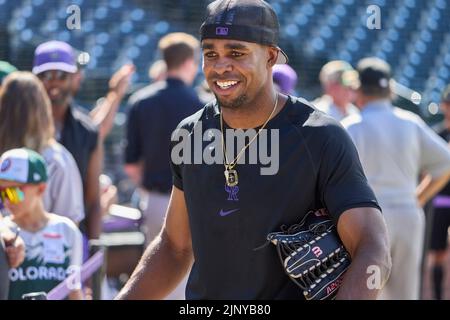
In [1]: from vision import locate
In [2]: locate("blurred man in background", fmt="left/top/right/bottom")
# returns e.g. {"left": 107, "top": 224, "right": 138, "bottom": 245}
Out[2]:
{"left": 32, "top": 41, "right": 102, "bottom": 243}
{"left": 124, "top": 32, "right": 202, "bottom": 299}
{"left": 314, "top": 60, "right": 359, "bottom": 121}
{"left": 342, "top": 58, "right": 450, "bottom": 299}
{"left": 429, "top": 84, "right": 450, "bottom": 300}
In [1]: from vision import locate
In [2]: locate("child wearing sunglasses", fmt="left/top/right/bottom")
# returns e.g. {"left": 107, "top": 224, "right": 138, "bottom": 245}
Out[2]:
{"left": 0, "top": 148, "right": 83, "bottom": 299}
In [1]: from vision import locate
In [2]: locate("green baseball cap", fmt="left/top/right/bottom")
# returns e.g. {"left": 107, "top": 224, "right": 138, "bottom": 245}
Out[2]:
{"left": 0, "top": 148, "right": 47, "bottom": 184}
{"left": 0, "top": 61, "right": 18, "bottom": 83}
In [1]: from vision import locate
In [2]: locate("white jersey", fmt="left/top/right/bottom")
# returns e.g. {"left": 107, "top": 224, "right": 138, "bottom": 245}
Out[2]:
{"left": 42, "top": 142, "right": 85, "bottom": 223}
{"left": 4, "top": 214, "right": 83, "bottom": 299}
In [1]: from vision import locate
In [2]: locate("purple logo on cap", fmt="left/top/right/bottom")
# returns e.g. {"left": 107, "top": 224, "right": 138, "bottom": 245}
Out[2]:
{"left": 216, "top": 27, "right": 229, "bottom": 36}
{"left": 1, "top": 159, "right": 11, "bottom": 172}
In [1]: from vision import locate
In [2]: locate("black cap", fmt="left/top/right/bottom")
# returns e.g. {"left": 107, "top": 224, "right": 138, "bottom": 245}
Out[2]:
{"left": 200, "top": 0, "right": 288, "bottom": 64}
{"left": 356, "top": 57, "right": 391, "bottom": 90}
{"left": 441, "top": 84, "right": 450, "bottom": 103}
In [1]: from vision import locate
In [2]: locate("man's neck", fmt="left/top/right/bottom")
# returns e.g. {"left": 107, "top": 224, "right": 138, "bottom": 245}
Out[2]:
{"left": 358, "top": 96, "right": 389, "bottom": 110}
{"left": 331, "top": 97, "right": 348, "bottom": 112}
{"left": 52, "top": 103, "right": 69, "bottom": 129}
{"left": 12, "top": 203, "right": 49, "bottom": 233}
{"left": 166, "top": 70, "right": 190, "bottom": 86}
{"left": 221, "top": 89, "right": 287, "bottom": 129}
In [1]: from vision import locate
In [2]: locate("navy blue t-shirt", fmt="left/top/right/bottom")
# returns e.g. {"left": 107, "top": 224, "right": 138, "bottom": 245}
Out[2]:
{"left": 436, "top": 127, "right": 450, "bottom": 196}
{"left": 125, "top": 78, "right": 202, "bottom": 193}
{"left": 170, "top": 96, "right": 380, "bottom": 299}
{"left": 60, "top": 104, "right": 99, "bottom": 184}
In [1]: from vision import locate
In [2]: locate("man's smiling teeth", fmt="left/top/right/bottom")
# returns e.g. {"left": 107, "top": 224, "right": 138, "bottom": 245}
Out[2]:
{"left": 216, "top": 80, "right": 238, "bottom": 89}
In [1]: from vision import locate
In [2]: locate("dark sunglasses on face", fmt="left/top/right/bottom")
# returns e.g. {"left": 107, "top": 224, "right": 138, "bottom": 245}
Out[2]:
{"left": 0, "top": 187, "right": 25, "bottom": 204}
{"left": 37, "top": 70, "right": 69, "bottom": 81}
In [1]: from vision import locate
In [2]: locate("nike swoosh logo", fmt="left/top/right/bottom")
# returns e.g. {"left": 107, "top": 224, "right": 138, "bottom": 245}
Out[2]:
{"left": 219, "top": 209, "right": 239, "bottom": 217}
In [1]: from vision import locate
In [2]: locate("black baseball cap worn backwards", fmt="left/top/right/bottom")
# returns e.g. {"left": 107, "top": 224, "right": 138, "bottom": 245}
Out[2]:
{"left": 200, "top": 0, "right": 288, "bottom": 64}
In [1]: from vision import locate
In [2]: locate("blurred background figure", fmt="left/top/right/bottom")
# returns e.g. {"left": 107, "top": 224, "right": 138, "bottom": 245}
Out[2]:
{"left": 313, "top": 60, "right": 359, "bottom": 121}
{"left": 32, "top": 40, "right": 102, "bottom": 249}
{"left": 148, "top": 59, "right": 167, "bottom": 83}
{"left": 124, "top": 32, "right": 202, "bottom": 299}
{"left": 428, "top": 84, "right": 450, "bottom": 300}
{"left": 342, "top": 57, "right": 450, "bottom": 300}
{"left": 0, "top": 71, "right": 85, "bottom": 224}
{"left": 0, "top": 148, "right": 83, "bottom": 300}
{"left": 272, "top": 64, "right": 298, "bottom": 96}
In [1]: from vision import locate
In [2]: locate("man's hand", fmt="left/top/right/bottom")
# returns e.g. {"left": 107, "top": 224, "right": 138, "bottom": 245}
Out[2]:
{"left": 90, "top": 64, "right": 136, "bottom": 141}
{"left": 108, "top": 64, "right": 135, "bottom": 99}
{"left": 2, "top": 233, "right": 25, "bottom": 268}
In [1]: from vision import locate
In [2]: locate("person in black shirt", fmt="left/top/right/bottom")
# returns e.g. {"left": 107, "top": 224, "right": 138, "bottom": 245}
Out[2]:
{"left": 430, "top": 85, "right": 450, "bottom": 300}
{"left": 117, "top": 0, "right": 391, "bottom": 300}
{"left": 32, "top": 41, "right": 102, "bottom": 242}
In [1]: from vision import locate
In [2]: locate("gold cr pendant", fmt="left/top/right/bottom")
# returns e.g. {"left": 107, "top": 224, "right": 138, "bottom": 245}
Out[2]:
{"left": 224, "top": 169, "right": 238, "bottom": 187}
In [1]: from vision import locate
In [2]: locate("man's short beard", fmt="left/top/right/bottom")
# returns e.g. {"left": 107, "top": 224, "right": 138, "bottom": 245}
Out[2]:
{"left": 216, "top": 94, "right": 248, "bottom": 109}
{"left": 50, "top": 91, "right": 72, "bottom": 108}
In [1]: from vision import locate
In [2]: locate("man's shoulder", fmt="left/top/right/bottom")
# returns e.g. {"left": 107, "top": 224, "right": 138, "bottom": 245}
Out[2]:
{"left": 392, "top": 106, "right": 424, "bottom": 124}
{"left": 311, "top": 95, "right": 331, "bottom": 113}
{"left": 42, "top": 143, "right": 77, "bottom": 171}
{"left": 285, "top": 96, "right": 354, "bottom": 150}
{"left": 47, "top": 214, "right": 81, "bottom": 237}
{"left": 341, "top": 113, "right": 363, "bottom": 129}
{"left": 128, "top": 82, "right": 167, "bottom": 107}
{"left": 174, "top": 101, "right": 215, "bottom": 132}
{"left": 70, "top": 105, "right": 98, "bottom": 134}
{"left": 288, "top": 95, "right": 343, "bottom": 130}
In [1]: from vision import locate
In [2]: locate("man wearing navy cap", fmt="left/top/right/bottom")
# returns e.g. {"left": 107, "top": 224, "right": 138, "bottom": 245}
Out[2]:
{"left": 32, "top": 41, "right": 102, "bottom": 243}
{"left": 342, "top": 58, "right": 450, "bottom": 299}
{"left": 118, "top": 0, "right": 391, "bottom": 300}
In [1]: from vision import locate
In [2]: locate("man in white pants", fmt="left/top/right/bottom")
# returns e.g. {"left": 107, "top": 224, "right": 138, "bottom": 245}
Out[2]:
{"left": 342, "top": 57, "right": 450, "bottom": 299}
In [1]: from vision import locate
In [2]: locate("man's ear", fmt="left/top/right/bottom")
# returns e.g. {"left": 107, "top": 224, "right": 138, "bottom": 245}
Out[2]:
{"left": 267, "top": 47, "right": 279, "bottom": 68}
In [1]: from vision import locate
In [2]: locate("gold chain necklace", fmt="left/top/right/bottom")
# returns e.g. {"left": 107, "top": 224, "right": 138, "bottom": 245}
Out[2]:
{"left": 220, "top": 94, "right": 279, "bottom": 187}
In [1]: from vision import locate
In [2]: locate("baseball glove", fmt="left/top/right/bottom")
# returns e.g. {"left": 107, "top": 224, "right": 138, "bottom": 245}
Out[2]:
{"left": 267, "top": 209, "right": 351, "bottom": 300}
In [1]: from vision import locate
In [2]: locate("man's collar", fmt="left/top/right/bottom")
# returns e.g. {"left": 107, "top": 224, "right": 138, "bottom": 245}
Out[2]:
{"left": 362, "top": 99, "right": 392, "bottom": 112}
{"left": 166, "top": 77, "right": 186, "bottom": 86}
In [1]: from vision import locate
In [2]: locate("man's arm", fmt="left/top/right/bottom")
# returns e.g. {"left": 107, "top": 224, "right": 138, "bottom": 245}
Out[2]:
{"left": 115, "top": 186, "right": 193, "bottom": 299}
{"left": 90, "top": 64, "right": 135, "bottom": 141}
{"left": 335, "top": 207, "right": 391, "bottom": 300}
{"left": 416, "top": 171, "right": 450, "bottom": 207}
{"left": 85, "top": 139, "right": 103, "bottom": 240}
